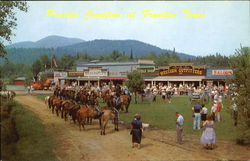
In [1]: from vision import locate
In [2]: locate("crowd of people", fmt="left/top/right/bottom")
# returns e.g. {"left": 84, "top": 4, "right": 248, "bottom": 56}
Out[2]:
{"left": 46, "top": 81, "right": 238, "bottom": 150}
{"left": 130, "top": 84, "right": 238, "bottom": 150}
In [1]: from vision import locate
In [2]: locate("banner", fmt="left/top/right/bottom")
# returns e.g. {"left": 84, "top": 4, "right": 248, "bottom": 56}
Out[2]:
{"left": 159, "top": 66, "right": 206, "bottom": 76}
{"left": 54, "top": 72, "right": 67, "bottom": 82}
{"left": 67, "top": 71, "right": 84, "bottom": 77}
{"left": 212, "top": 70, "right": 233, "bottom": 75}
{"left": 84, "top": 69, "right": 108, "bottom": 77}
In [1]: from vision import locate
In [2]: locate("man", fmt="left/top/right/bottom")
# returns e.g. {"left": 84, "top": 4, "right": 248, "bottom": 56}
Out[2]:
{"left": 176, "top": 112, "right": 184, "bottom": 144}
{"left": 192, "top": 103, "right": 202, "bottom": 130}
{"left": 216, "top": 96, "right": 223, "bottom": 122}
{"left": 152, "top": 86, "right": 158, "bottom": 102}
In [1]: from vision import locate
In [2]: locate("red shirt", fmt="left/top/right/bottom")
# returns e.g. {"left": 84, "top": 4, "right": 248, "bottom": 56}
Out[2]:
{"left": 217, "top": 103, "right": 222, "bottom": 112}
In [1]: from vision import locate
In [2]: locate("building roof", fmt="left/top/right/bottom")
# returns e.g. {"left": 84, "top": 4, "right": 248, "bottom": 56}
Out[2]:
{"left": 15, "top": 77, "right": 26, "bottom": 81}
{"left": 77, "top": 61, "right": 155, "bottom": 67}
{"left": 205, "top": 68, "right": 234, "bottom": 80}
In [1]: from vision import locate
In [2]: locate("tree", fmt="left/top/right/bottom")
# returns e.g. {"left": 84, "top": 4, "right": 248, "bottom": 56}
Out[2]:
{"left": 130, "top": 49, "right": 134, "bottom": 59}
{"left": 0, "top": 1, "right": 28, "bottom": 57}
{"left": 32, "top": 60, "right": 42, "bottom": 81}
{"left": 229, "top": 46, "right": 250, "bottom": 144}
{"left": 125, "top": 71, "right": 145, "bottom": 104}
{"left": 40, "top": 54, "right": 50, "bottom": 71}
{"left": 58, "top": 54, "right": 75, "bottom": 70}
{"left": 110, "top": 50, "right": 121, "bottom": 61}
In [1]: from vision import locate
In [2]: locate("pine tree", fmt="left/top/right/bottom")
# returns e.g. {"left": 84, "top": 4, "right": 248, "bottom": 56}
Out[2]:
{"left": 130, "top": 49, "right": 134, "bottom": 60}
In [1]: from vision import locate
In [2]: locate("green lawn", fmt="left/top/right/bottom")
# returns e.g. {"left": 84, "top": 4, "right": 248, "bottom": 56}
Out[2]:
{"left": 1, "top": 101, "right": 56, "bottom": 161}
{"left": 36, "top": 94, "right": 237, "bottom": 141}
{"left": 36, "top": 94, "right": 52, "bottom": 101}
{"left": 119, "top": 95, "right": 237, "bottom": 141}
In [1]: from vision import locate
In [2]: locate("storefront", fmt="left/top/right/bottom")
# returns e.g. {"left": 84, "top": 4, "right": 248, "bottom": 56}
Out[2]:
{"left": 143, "top": 63, "right": 206, "bottom": 87}
{"left": 58, "top": 62, "right": 233, "bottom": 88}
{"left": 203, "top": 68, "right": 234, "bottom": 86}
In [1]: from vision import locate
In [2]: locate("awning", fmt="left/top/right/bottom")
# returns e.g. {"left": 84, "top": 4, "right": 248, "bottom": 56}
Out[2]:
{"left": 145, "top": 76, "right": 205, "bottom": 82}
{"left": 101, "top": 77, "right": 127, "bottom": 80}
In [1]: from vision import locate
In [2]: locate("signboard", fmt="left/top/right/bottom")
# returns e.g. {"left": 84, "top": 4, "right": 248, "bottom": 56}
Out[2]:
{"left": 54, "top": 72, "right": 67, "bottom": 82}
{"left": 67, "top": 71, "right": 84, "bottom": 77}
{"left": 84, "top": 68, "right": 108, "bottom": 77}
{"left": 159, "top": 66, "right": 206, "bottom": 76}
{"left": 212, "top": 70, "right": 233, "bottom": 75}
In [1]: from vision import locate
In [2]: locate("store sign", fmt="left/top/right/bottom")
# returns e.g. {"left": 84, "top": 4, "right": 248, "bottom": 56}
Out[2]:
{"left": 212, "top": 70, "right": 233, "bottom": 75}
{"left": 67, "top": 71, "right": 84, "bottom": 77}
{"left": 54, "top": 72, "right": 67, "bottom": 82}
{"left": 159, "top": 66, "right": 205, "bottom": 76}
{"left": 84, "top": 69, "right": 108, "bottom": 77}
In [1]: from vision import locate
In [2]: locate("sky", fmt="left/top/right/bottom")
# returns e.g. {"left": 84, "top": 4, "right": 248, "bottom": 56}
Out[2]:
{"left": 8, "top": 1, "right": 250, "bottom": 56}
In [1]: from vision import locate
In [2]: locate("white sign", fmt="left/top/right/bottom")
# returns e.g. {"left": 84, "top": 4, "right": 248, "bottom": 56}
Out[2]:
{"left": 84, "top": 69, "right": 108, "bottom": 77}
{"left": 212, "top": 70, "right": 233, "bottom": 75}
{"left": 54, "top": 72, "right": 67, "bottom": 82}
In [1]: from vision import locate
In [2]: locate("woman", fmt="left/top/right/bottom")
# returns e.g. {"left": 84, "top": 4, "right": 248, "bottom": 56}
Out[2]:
{"left": 131, "top": 114, "right": 143, "bottom": 149}
{"left": 211, "top": 102, "right": 217, "bottom": 121}
{"left": 200, "top": 114, "right": 216, "bottom": 150}
{"left": 201, "top": 104, "right": 208, "bottom": 125}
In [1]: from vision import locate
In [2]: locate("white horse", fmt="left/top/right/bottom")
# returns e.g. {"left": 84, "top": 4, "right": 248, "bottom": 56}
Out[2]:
{"left": 0, "top": 90, "right": 16, "bottom": 100}
{"left": 44, "top": 96, "right": 51, "bottom": 107}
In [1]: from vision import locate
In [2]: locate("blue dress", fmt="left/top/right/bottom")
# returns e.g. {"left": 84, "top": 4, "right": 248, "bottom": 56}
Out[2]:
{"left": 131, "top": 120, "right": 142, "bottom": 143}
{"left": 200, "top": 121, "right": 216, "bottom": 144}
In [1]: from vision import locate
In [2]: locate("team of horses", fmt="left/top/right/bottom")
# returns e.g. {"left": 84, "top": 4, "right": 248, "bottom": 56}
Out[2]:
{"left": 45, "top": 88, "right": 131, "bottom": 135}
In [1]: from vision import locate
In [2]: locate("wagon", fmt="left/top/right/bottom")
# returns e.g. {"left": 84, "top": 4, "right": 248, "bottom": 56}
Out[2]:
{"left": 190, "top": 91, "right": 202, "bottom": 104}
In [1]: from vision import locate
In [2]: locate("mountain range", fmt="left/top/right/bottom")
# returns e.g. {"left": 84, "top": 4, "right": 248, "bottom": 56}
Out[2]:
{"left": 3, "top": 35, "right": 195, "bottom": 64}
{"left": 7, "top": 35, "right": 85, "bottom": 48}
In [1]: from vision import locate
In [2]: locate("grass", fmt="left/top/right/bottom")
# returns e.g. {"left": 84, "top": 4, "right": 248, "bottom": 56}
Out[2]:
{"left": 1, "top": 101, "right": 56, "bottom": 161}
{"left": 120, "top": 95, "right": 238, "bottom": 141}
{"left": 35, "top": 94, "right": 237, "bottom": 141}
{"left": 36, "top": 94, "right": 52, "bottom": 101}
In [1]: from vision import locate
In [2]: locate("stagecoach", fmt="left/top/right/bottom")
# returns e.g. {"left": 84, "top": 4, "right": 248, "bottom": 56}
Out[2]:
{"left": 190, "top": 91, "right": 205, "bottom": 104}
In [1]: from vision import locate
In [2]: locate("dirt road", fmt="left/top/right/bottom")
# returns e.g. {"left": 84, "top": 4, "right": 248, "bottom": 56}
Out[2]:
{"left": 15, "top": 95, "right": 250, "bottom": 161}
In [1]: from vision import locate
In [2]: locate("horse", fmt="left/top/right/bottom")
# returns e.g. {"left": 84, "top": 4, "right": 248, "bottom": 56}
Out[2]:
{"left": 51, "top": 98, "right": 63, "bottom": 116}
{"left": 45, "top": 96, "right": 50, "bottom": 107}
{"left": 76, "top": 105, "right": 97, "bottom": 131}
{"left": 120, "top": 94, "right": 131, "bottom": 113}
{"left": 60, "top": 100, "right": 74, "bottom": 120}
{"left": 99, "top": 109, "right": 119, "bottom": 135}
{"left": 0, "top": 90, "right": 16, "bottom": 100}
{"left": 48, "top": 96, "right": 56, "bottom": 109}
{"left": 86, "top": 93, "right": 99, "bottom": 125}
{"left": 69, "top": 104, "right": 81, "bottom": 124}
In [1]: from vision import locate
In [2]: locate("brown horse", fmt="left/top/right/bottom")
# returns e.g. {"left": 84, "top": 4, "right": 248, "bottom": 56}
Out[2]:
{"left": 101, "top": 90, "right": 110, "bottom": 103}
{"left": 76, "top": 106, "right": 96, "bottom": 131}
{"left": 120, "top": 95, "right": 131, "bottom": 113}
{"left": 61, "top": 100, "right": 75, "bottom": 120}
{"left": 100, "top": 109, "right": 119, "bottom": 135}
{"left": 52, "top": 98, "right": 63, "bottom": 116}
{"left": 48, "top": 96, "right": 56, "bottom": 109}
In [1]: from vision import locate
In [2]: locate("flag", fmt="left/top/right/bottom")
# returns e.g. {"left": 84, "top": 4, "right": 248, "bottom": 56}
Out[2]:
{"left": 51, "top": 55, "right": 58, "bottom": 68}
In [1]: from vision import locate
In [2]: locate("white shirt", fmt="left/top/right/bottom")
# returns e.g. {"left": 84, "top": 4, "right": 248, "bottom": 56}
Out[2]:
{"left": 201, "top": 107, "right": 208, "bottom": 114}
{"left": 211, "top": 104, "right": 217, "bottom": 113}
{"left": 177, "top": 115, "right": 184, "bottom": 126}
